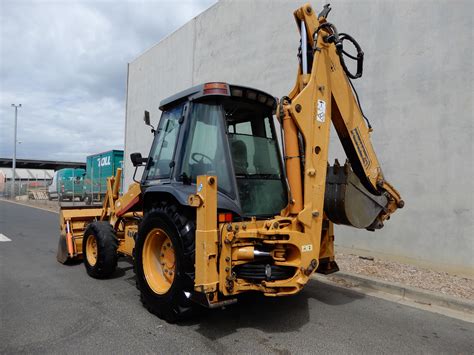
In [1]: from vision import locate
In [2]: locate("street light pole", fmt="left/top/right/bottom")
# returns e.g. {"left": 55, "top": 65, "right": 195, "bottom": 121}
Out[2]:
{"left": 11, "top": 104, "right": 21, "bottom": 199}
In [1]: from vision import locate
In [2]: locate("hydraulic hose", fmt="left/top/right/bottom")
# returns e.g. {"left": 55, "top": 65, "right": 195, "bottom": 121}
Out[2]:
{"left": 336, "top": 33, "right": 364, "bottom": 79}
{"left": 314, "top": 23, "right": 372, "bottom": 128}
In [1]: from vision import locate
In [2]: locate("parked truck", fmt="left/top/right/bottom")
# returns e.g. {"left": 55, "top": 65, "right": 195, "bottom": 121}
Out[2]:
{"left": 48, "top": 168, "right": 85, "bottom": 201}
{"left": 82, "top": 150, "right": 123, "bottom": 204}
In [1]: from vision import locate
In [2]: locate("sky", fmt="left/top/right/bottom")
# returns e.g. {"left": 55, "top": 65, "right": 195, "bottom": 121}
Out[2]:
{"left": 0, "top": 0, "right": 216, "bottom": 162}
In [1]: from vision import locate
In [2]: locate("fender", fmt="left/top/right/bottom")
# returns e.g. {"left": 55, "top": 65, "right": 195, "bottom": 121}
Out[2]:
{"left": 142, "top": 182, "right": 242, "bottom": 216}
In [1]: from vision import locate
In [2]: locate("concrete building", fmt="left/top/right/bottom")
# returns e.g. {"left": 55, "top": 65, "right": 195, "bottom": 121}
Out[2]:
{"left": 124, "top": 0, "right": 473, "bottom": 275}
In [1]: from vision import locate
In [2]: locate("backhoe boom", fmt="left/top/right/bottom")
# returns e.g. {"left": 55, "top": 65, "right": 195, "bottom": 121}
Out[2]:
{"left": 279, "top": 3, "right": 403, "bottom": 234}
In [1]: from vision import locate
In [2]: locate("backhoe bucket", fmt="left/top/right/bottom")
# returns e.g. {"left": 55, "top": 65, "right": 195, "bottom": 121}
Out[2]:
{"left": 324, "top": 162, "right": 387, "bottom": 229}
{"left": 57, "top": 206, "right": 102, "bottom": 264}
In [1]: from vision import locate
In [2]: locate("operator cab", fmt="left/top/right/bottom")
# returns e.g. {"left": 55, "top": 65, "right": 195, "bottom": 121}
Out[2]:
{"left": 141, "top": 82, "right": 288, "bottom": 219}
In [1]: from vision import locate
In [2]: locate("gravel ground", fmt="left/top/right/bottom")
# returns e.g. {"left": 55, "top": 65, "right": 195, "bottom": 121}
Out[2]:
{"left": 4, "top": 198, "right": 473, "bottom": 301}
{"left": 335, "top": 251, "right": 474, "bottom": 301}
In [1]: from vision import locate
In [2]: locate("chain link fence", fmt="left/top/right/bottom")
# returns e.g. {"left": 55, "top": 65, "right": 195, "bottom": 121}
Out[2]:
{"left": 0, "top": 167, "right": 118, "bottom": 209}
{"left": 0, "top": 175, "right": 91, "bottom": 210}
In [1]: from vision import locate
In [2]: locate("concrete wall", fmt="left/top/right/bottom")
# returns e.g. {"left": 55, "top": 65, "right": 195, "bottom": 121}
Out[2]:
{"left": 125, "top": 0, "right": 473, "bottom": 275}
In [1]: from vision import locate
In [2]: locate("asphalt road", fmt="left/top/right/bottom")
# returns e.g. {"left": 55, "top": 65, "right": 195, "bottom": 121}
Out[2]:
{"left": 1, "top": 200, "right": 473, "bottom": 354}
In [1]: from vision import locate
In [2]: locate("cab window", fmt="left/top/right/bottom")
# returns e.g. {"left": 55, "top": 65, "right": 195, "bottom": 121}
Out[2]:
{"left": 179, "top": 103, "right": 233, "bottom": 195}
{"left": 145, "top": 104, "right": 183, "bottom": 180}
{"left": 224, "top": 99, "right": 287, "bottom": 217}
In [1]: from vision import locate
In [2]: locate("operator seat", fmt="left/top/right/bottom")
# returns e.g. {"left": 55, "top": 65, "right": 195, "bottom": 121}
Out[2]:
{"left": 231, "top": 140, "right": 248, "bottom": 175}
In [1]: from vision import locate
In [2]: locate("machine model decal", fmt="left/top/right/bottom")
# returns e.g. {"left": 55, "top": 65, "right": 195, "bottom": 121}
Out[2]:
{"left": 302, "top": 244, "right": 313, "bottom": 252}
{"left": 316, "top": 100, "right": 326, "bottom": 123}
{"left": 351, "top": 127, "right": 371, "bottom": 168}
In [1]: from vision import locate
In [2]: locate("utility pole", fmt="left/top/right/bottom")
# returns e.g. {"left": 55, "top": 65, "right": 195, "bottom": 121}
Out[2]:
{"left": 11, "top": 104, "right": 21, "bottom": 199}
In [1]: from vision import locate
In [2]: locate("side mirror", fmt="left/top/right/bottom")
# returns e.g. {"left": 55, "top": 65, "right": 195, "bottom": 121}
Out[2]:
{"left": 144, "top": 110, "right": 150, "bottom": 126}
{"left": 144, "top": 110, "right": 155, "bottom": 133}
{"left": 130, "top": 152, "right": 147, "bottom": 167}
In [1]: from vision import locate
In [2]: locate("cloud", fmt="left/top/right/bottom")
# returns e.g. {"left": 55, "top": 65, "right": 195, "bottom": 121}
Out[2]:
{"left": 0, "top": 0, "right": 216, "bottom": 161}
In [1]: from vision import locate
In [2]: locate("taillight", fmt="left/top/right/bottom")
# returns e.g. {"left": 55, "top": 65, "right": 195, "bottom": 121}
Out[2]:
{"left": 246, "top": 90, "right": 257, "bottom": 100}
{"left": 231, "top": 88, "right": 243, "bottom": 97}
{"left": 218, "top": 213, "right": 233, "bottom": 223}
{"left": 203, "top": 82, "right": 229, "bottom": 95}
{"left": 257, "top": 93, "right": 267, "bottom": 103}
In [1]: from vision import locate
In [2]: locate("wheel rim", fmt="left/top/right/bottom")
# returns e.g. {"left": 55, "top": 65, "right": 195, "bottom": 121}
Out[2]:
{"left": 143, "top": 228, "right": 176, "bottom": 295}
{"left": 86, "top": 234, "right": 98, "bottom": 266}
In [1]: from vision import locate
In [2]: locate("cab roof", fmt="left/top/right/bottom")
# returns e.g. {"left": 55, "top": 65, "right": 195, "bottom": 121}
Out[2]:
{"left": 159, "top": 82, "right": 277, "bottom": 112}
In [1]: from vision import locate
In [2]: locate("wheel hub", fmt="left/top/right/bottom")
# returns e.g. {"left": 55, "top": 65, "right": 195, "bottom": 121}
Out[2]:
{"left": 86, "top": 235, "right": 98, "bottom": 266}
{"left": 143, "top": 228, "right": 176, "bottom": 294}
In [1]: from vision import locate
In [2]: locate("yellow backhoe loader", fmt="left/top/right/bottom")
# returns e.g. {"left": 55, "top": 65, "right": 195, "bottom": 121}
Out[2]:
{"left": 57, "top": 3, "right": 403, "bottom": 322}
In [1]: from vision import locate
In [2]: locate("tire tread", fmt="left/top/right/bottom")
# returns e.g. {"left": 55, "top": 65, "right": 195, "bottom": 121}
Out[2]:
{"left": 134, "top": 202, "right": 196, "bottom": 323}
{"left": 83, "top": 221, "right": 118, "bottom": 278}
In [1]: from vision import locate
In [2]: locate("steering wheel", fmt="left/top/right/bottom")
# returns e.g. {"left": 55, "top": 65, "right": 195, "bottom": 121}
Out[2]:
{"left": 191, "top": 152, "right": 213, "bottom": 165}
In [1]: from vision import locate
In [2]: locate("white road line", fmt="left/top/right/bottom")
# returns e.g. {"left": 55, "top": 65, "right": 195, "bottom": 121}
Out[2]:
{"left": 0, "top": 233, "right": 12, "bottom": 242}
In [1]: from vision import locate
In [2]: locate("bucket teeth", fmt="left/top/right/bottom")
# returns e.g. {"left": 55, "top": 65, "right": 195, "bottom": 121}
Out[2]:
{"left": 328, "top": 159, "right": 352, "bottom": 176}
{"left": 334, "top": 159, "right": 340, "bottom": 174}
{"left": 344, "top": 160, "right": 350, "bottom": 174}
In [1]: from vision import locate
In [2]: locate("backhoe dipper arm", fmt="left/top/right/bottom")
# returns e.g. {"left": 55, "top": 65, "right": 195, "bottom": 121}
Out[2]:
{"left": 278, "top": 3, "right": 403, "bottom": 229}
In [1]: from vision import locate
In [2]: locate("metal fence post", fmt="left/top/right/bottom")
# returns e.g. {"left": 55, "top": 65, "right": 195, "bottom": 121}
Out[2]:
{"left": 72, "top": 168, "right": 75, "bottom": 206}
{"left": 91, "top": 163, "right": 94, "bottom": 204}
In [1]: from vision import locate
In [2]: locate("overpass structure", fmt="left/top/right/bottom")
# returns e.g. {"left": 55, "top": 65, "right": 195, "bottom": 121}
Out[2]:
{"left": 0, "top": 158, "right": 85, "bottom": 171}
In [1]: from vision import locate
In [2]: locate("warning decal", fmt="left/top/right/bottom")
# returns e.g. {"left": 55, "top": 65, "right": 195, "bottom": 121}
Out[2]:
{"left": 351, "top": 127, "right": 371, "bottom": 168}
{"left": 316, "top": 100, "right": 326, "bottom": 123}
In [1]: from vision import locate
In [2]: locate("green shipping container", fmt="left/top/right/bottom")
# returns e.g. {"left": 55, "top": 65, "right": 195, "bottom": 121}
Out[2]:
{"left": 83, "top": 150, "right": 123, "bottom": 203}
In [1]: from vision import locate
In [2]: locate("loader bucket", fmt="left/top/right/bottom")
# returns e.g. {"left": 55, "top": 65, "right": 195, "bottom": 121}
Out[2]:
{"left": 324, "top": 162, "right": 387, "bottom": 229}
{"left": 57, "top": 206, "right": 103, "bottom": 264}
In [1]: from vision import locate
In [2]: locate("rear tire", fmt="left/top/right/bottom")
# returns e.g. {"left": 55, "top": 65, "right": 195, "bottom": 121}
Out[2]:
{"left": 134, "top": 202, "right": 196, "bottom": 323}
{"left": 83, "top": 221, "right": 118, "bottom": 278}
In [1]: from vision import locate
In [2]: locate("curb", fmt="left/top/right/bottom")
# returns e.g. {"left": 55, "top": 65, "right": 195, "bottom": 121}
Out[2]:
{"left": 0, "top": 198, "right": 59, "bottom": 214}
{"left": 314, "top": 271, "right": 474, "bottom": 315}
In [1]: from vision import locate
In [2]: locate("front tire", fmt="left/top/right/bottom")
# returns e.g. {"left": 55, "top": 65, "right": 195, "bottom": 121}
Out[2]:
{"left": 134, "top": 203, "right": 196, "bottom": 323}
{"left": 83, "top": 221, "right": 118, "bottom": 278}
